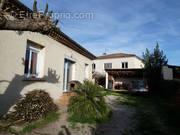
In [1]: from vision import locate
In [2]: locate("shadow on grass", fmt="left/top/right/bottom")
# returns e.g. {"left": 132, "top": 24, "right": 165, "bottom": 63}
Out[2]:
{"left": 117, "top": 92, "right": 180, "bottom": 135}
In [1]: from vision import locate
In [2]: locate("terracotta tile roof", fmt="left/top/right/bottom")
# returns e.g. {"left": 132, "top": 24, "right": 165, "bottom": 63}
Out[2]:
{"left": 97, "top": 53, "right": 137, "bottom": 59}
{"left": 97, "top": 53, "right": 144, "bottom": 62}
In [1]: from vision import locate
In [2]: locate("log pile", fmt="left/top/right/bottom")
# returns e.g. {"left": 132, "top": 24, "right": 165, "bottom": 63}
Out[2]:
{"left": 2, "top": 90, "right": 58, "bottom": 123}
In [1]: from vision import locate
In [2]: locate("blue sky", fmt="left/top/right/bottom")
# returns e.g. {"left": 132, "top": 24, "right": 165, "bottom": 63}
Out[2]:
{"left": 20, "top": 0, "right": 180, "bottom": 65}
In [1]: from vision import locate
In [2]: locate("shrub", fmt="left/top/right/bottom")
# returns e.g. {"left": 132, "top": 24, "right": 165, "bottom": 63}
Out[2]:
{"left": 92, "top": 72, "right": 106, "bottom": 87}
{"left": 68, "top": 80, "right": 110, "bottom": 123}
{"left": 4, "top": 90, "right": 58, "bottom": 123}
{"left": 157, "top": 80, "right": 179, "bottom": 96}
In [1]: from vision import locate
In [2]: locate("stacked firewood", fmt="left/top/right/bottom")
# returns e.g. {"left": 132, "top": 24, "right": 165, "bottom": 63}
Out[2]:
{"left": 3, "top": 90, "right": 58, "bottom": 123}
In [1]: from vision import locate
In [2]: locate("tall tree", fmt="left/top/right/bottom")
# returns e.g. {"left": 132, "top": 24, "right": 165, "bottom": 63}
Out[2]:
{"left": 142, "top": 42, "right": 168, "bottom": 92}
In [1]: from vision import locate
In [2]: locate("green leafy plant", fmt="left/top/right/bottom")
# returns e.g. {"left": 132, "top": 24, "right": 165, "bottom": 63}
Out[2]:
{"left": 68, "top": 80, "right": 110, "bottom": 123}
{"left": 142, "top": 42, "right": 168, "bottom": 93}
{"left": 93, "top": 72, "right": 106, "bottom": 87}
{"left": 4, "top": 90, "right": 58, "bottom": 123}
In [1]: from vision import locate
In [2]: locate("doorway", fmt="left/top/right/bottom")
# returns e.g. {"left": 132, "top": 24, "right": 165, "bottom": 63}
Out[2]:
{"left": 63, "top": 59, "right": 74, "bottom": 92}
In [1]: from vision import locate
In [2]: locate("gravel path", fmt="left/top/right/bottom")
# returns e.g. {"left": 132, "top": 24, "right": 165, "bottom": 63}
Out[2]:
{"left": 95, "top": 95, "right": 136, "bottom": 135}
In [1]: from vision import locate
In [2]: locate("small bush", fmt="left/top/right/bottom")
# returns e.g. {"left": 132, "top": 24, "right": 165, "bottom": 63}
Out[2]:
{"left": 68, "top": 80, "right": 110, "bottom": 123}
{"left": 150, "top": 80, "right": 179, "bottom": 96}
{"left": 93, "top": 72, "right": 106, "bottom": 87}
{"left": 4, "top": 90, "right": 58, "bottom": 123}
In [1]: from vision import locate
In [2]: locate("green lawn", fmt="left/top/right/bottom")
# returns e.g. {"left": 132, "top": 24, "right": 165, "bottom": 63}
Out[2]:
{"left": 108, "top": 91, "right": 180, "bottom": 135}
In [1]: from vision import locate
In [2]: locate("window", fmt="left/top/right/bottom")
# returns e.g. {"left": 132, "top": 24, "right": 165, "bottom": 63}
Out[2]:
{"left": 24, "top": 45, "right": 40, "bottom": 77}
{"left": 85, "top": 64, "right": 89, "bottom": 79}
{"left": 122, "top": 63, "right": 125, "bottom": 69}
{"left": 92, "top": 63, "right": 95, "bottom": 69}
{"left": 122, "top": 62, "right": 128, "bottom": 69}
{"left": 125, "top": 62, "right": 128, "bottom": 68}
{"left": 104, "top": 63, "right": 112, "bottom": 69}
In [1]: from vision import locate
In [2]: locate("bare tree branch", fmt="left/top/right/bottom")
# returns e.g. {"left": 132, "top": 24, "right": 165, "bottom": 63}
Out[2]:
{"left": 44, "top": 3, "right": 48, "bottom": 17}
{"left": 0, "top": 0, "right": 60, "bottom": 35}
{"left": 33, "top": 0, "right": 37, "bottom": 14}
{"left": 53, "top": 19, "right": 59, "bottom": 25}
{"left": 0, "top": 0, "right": 6, "bottom": 12}
{"left": 0, "top": 15, "right": 60, "bottom": 34}
{"left": 47, "top": 11, "right": 53, "bottom": 20}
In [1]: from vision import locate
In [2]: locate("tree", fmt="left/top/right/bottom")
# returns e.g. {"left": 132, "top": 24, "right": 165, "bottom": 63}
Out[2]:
{"left": 142, "top": 42, "right": 168, "bottom": 92}
{"left": 0, "top": 0, "right": 60, "bottom": 34}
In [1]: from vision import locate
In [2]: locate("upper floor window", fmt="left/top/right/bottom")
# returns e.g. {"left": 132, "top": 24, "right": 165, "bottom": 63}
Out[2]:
{"left": 24, "top": 45, "right": 40, "bottom": 77}
{"left": 104, "top": 63, "right": 112, "bottom": 69}
{"left": 122, "top": 62, "right": 128, "bottom": 69}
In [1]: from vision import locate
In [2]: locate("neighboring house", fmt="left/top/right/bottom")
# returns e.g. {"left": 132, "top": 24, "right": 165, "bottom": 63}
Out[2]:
{"left": 93, "top": 53, "right": 145, "bottom": 89}
{"left": 93, "top": 53, "right": 144, "bottom": 73}
{"left": 162, "top": 65, "right": 180, "bottom": 80}
{"left": 162, "top": 66, "right": 173, "bottom": 80}
{"left": 0, "top": 0, "right": 96, "bottom": 114}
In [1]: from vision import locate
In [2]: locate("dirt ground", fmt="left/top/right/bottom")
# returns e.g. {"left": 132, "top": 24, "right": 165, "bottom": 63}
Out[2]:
{"left": 28, "top": 95, "right": 136, "bottom": 135}
{"left": 95, "top": 95, "right": 136, "bottom": 135}
{"left": 26, "top": 105, "right": 94, "bottom": 135}
{"left": 1, "top": 95, "right": 136, "bottom": 135}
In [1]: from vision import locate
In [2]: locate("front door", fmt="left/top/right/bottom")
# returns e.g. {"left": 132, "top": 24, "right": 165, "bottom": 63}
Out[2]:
{"left": 63, "top": 60, "right": 71, "bottom": 92}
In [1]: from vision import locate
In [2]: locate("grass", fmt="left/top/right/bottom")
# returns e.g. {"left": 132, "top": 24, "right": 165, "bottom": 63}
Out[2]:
{"left": 0, "top": 125, "right": 18, "bottom": 134}
{"left": 19, "top": 112, "right": 60, "bottom": 134}
{"left": 103, "top": 89, "right": 123, "bottom": 96}
{"left": 68, "top": 112, "right": 111, "bottom": 124}
{"left": 69, "top": 122, "right": 80, "bottom": 131}
{"left": 68, "top": 115, "right": 96, "bottom": 124}
{"left": 115, "top": 92, "right": 180, "bottom": 135}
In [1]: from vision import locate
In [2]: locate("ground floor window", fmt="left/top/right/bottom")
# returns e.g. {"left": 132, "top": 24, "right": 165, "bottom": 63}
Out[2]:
{"left": 24, "top": 45, "right": 40, "bottom": 77}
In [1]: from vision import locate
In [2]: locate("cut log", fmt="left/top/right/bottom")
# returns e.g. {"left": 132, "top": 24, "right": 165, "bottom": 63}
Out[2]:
{"left": 0, "top": 0, "right": 60, "bottom": 35}
{"left": 0, "top": 12, "right": 60, "bottom": 34}
{"left": 0, "top": 0, "right": 6, "bottom": 12}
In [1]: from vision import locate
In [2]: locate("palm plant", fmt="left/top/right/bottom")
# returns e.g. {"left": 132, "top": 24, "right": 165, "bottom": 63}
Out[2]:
{"left": 68, "top": 80, "right": 110, "bottom": 123}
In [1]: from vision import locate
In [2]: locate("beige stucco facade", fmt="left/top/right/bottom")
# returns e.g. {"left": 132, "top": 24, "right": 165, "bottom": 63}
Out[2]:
{"left": 93, "top": 57, "right": 144, "bottom": 74}
{"left": 0, "top": 30, "right": 93, "bottom": 114}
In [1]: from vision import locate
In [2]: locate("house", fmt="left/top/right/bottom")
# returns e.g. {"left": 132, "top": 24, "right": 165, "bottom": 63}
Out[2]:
{"left": 2, "top": 0, "right": 176, "bottom": 115}
{"left": 162, "top": 65, "right": 180, "bottom": 80}
{"left": 0, "top": 0, "right": 96, "bottom": 114}
{"left": 93, "top": 53, "right": 145, "bottom": 89}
